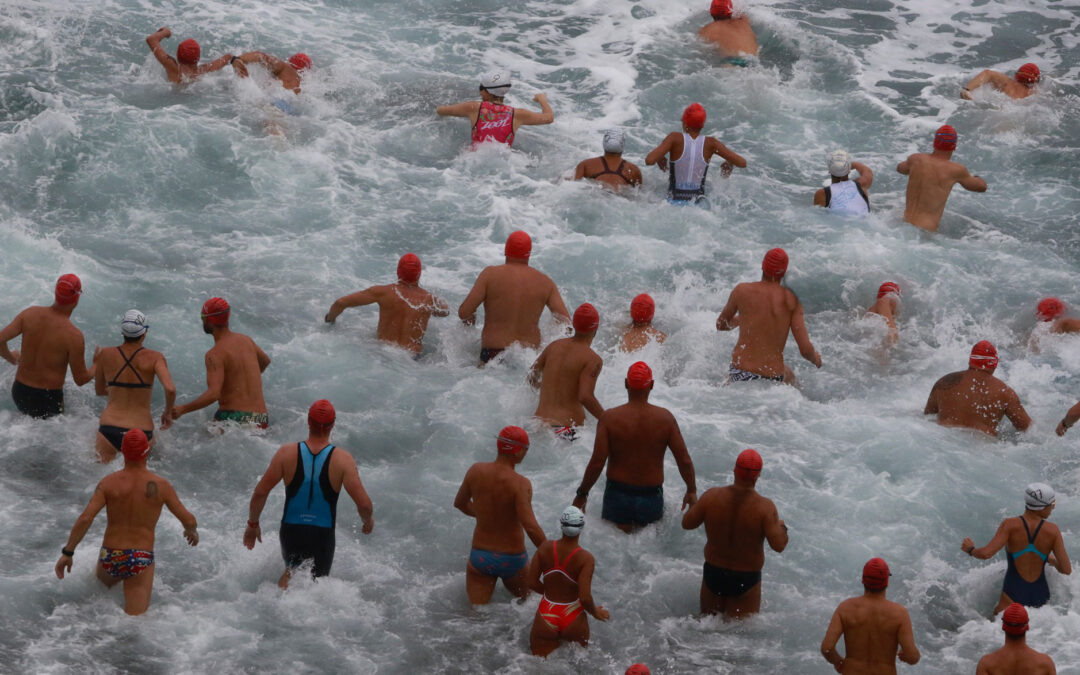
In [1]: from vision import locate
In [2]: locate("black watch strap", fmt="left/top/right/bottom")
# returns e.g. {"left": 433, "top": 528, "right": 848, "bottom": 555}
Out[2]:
{"left": 62, "top": 547, "right": 75, "bottom": 557}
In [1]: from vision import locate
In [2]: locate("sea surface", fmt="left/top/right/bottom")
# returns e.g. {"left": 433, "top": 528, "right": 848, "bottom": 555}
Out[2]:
{"left": 1, "top": 0, "right": 1079, "bottom": 672}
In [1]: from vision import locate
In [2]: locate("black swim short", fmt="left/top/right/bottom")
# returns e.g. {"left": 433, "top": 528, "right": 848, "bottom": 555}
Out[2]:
{"left": 703, "top": 561, "right": 761, "bottom": 598}
{"left": 12, "top": 380, "right": 64, "bottom": 418}
{"left": 601, "top": 478, "right": 663, "bottom": 527}
{"left": 279, "top": 522, "right": 336, "bottom": 578}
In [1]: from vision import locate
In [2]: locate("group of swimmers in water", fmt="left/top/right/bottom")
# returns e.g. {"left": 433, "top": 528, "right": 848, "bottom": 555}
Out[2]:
{"left": 2, "top": 1, "right": 1070, "bottom": 672}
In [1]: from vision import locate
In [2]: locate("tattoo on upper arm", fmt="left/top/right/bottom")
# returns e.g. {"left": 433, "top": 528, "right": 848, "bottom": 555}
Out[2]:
{"left": 146, "top": 481, "right": 159, "bottom": 499}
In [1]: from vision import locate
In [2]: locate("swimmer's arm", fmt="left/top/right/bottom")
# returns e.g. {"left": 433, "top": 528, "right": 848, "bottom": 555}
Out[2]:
{"left": 763, "top": 500, "right": 788, "bottom": 553}
{"left": 626, "top": 164, "right": 643, "bottom": 187}
{"left": 711, "top": 139, "right": 747, "bottom": 168}
{"left": 1049, "top": 530, "right": 1071, "bottom": 575}
{"left": 896, "top": 157, "right": 911, "bottom": 176}
{"left": 527, "top": 549, "right": 543, "bottom": 594}
{"left": 963, "top": 70, "right": 1007, "bottom": 96}
{"left": 1003, "top": 389, "right": 1031, "bottom": 431}
{"left": 645, "top": 134, "right": 676, "bottom": 171}
{"left": 146, "top": 28, "right": 181, "bottom": 83}
{"left": 0, "top": 312, "right": 23, "bottom": 364}
{"left": 517, "top": 480, "right": 546, "bottom": 548}
{"left": 429, "top": 295, "right": 451, "bottom": 318}
{"left": 820, "top": 609, "right": 845, "bottom": 671}
{"left": 578, "top": 359, "right": 604, "bottom": 420}
{"left": 237, "top": 51, "right": 283, "bottom": 70}
{"left": 546, "top": 283, "right": 571, "bottom": 325}
{"left": 458, "top": 273, "right": 487, "bottom": 326}
{"left": 245, "top": 445, "right": 288, "bottom": 548}
{"left": 93, "top": 351, "right": 107, "bottom": 396}
{"left": 896, "top": 609, "right": 920, "bottom": 664}
{"left": 453, "top": 470, "right": 476, "bottom": 518}
{"left": 515, "top": 93, "right": 553, "bottom": 126}
{"left": 716, "top": 287, "right": 740, "bottom": 330}
{"left": 966, "top": 521, "right": 1009, "bottom": 559}
{"left": 680, "top": 490, "right": 706, "bottom": 530}
{"left": 1057, "top": 400, "right": 1080, "bottom": 436}
{"left": 573, "top": 417, "right": 610, "bottom": 508}
{"left": 527, "top": 348, "right": 547, "bottom": 389}
{"left": 198, "top": 53, "right": 235, "bottom": 76}
{"left": 339, "top": 452, "right": 374, "bottom": 533}
{"left": 813, "top": 188, "right": 826, "bottom": 207}
{"left": 975, "top": 656, "right": 992, "bottom": 675}
{"left": 326, "top": 288, "right": 378, "bottom": 323}
{"left": 790, "top": 303, "right": 822, "bottom": 367}
{"left": 436, "top": 101, "right": 480, "bottom": 119}
{"left": 254, "top": 342, "right": 271, "bottom": 373}
{"left": 578, "top": 556, "right": 609, "bottom": 621}
{"left": 851, "top": 161, "right": 874, "bottom": 190}
{"left": 154, "top": 357, "right": 177, "bottom": 429}
{"left": 668, "top": 417, "right": 697, "bottom": 509}
{"left": 69, "top": 332, "right": 94, "bottom": 386}
{"left": 173, "top": 351, "right": 223, "bottom": 417}
{"left": 923, "top": 380, "right": 941, "bottom": 415}
{"left": 162, "top": 481, "right": 198, "bottom": 545}
{"left": 573, "top": 160, "right": 587, "bottom": 181}
{"left": 56, "top": 483, "right": 107, "bottom": 578}
{"left": 957, "top": 167, "right": 987, "bottom": 193}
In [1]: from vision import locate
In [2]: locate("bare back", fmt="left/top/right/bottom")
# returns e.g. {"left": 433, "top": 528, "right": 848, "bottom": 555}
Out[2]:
{"left": 601, "top": 402, "right": 679, "bottom": 486}
{"left": 5, "top": 306, "right": 85, "bottom": 389}
{"left": 727, "top": 281, "right": 800, "bottom": 376}
{"left": 210, "top": 332, "right": 268, "bottom": 413}
{"left": 620, "top": 325, "right": 665, "bottom": 353}
{"left": 97, "top": 344, "right": 163, "bottom": 428}
{"left": 924, "top": 370, "right": 1029, "bottom": 436}
{"left": 697, "top": 486, "right": 776, "bottom": 571}
{"left": 533, "top": 338, "right": 602, "bottom": 426}
{"left": 460, "top": 462, "right": 533, "bottom": 554}
{"left": 832, "top": 596, "right": 911, "bottom": 674}
{"left": 374, "top": 284, "right": 445, "bottom": 353}
{"left": 100, "top": 468, "right": 170, "bottom": 550}
{"left": 698, "top": 17, "right": 759, "bottom": 57}
{"left": 977, "top": 643, "right": 1056, "bottom": 675}
{"left": 463, "top": 263, "right": 566, "bottom": 350}
{"left": 900, "top": 153, "right": 971, "bottom": 231}
{"left": 575, "top": 156, "right": 642, "bottom": 191}
{"left": 534, "top": 539, "right": 593, "bottom": 604}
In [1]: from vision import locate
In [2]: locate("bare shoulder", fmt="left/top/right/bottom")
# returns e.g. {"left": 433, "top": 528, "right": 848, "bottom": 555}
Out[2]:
{"left": 932, "top": 370, "right": 964, "bottom": 389}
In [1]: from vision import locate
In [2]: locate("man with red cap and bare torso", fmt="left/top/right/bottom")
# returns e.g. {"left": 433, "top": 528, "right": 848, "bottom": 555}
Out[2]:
{"left": 698, "top": 0, "right": 758, "bottom": 67}
{"left": 645, "top": 103, "right": 747, "bottom": 205}
{"left": 0, "top": 274, "right": 94, "bottom": 418}
{"left": 169, "top": 297, "right": 271, "bottom": 429}
{"left": 55, "top": 429, "right": 199, "bottom": 615}
{"left": 436, "top": 70, "right": 554, "bottom": 148}
{"left": 573, "top": 362, "right": 697, "bottom": 533}
{"left": 963, "top": 63, "right": 1041, "bottom": 101}
{"left": 681, "top": 449, "right": 787, "bottom": 620}
{"left": 1033, "top": 297, "right": 1080, "bottom": 335}
{"left": 896, "top": 124, "right": 987, "bottom": 231}
{"left": 620, "top": 293, "right": 666, "bottom": 353}
{"left": 717, "top": 248, "right": 822, "bottom": 384}
{"left": 867, "top": 281, "right": 902, "bottom": 346}
{"left": 528, "top": 303, "right": 605, "bottom": 441}
{"left": 924, "top": 340, "right": 1030, "bottom": 437}
{"left": 821, "top": 557, "right": 921, "bottom": 672}
{"left": 454, "top": 426, "right": 546, "bottom": 604}
{"left": 145, "top": 27, "right": 234, "bottom": 84}
{"left": 459, "top": 231, "right": 571, "bottom": 366}
{"left": 977, "top": 603, "right": 1057, "bottom": 674}
{"left": 243, "top": 399, "right": 375, "bottom": 588}
{"left": 325, "top": 253, "right": 449, "bottom": 355}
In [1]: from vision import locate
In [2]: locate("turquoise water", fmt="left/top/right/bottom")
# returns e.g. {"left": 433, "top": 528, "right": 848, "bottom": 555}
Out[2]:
{"left": 1, "top": 0, "right": 1079, "bottom": 672}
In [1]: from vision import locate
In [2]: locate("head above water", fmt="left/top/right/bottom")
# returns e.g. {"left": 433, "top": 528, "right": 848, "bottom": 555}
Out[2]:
{"left": 933, "top": 124, "right": 957, "bottom": 152}
{"left": 479, "top": 70, "right": 512, "bottom": 97}
{"left": 1015, "top": 63, "right": 1040, "bottom": 86}
{"left": 969, "top": 340, "right": 998, "bottom": 372}
{"left": 862, "top": 557, "right": 890, "bottom": 592}
{"left": 602, "top": 128, "right": 625, "bottom": 154}
{"left": 177, "top": 39, "right": 200, "bottom": 65}
{"left": 630, "top": 293, "right": 655, "bottom": 323}
{"left": 201, "top": 297, "right": 230, "bottom": 328}
{"left": 877, "top": 281, "right": 901, "bottom": 301}
{"left": 308, "top": 399, "right": 336, "bottom": 431}
{"left": 505, "top": 230, "right": 532, "bottom": 261}
{"left": 626, "top": 361, "right": 654, "bottom": 391}
{"left": 710, "top": 0, "right": 733, "bottom": 20}
{"left": 121, "top": 428, "right": 151, "bottom": 463}
{"left": 496, "top": 425, "right": 529, "bottom": 455}
{"left": 1036, "top": 297, "right": 1064, "bottom": 322}
{"left": 121, "top": 309, "right": 149, "bottom": 339}
{"left": 762, "top": 248, "right": 788, "bottom": 279}
{"left": 1001, "top": 603, "right": 1029, "bottom": 637}
{"left": 682, "top": 103, "right": 706, "bottom": 131}
{"left": 288, "top": 53, "right": 312, "bottom": 71}
{"left": 734, "top": 448, "right": 762, "bottom": 482}
{"left": 573, "top": 303, "right": 600, "bottom": 333}
{"left": 827, "top": 149, "right": 851, "bottom": 177}
{"left": 54, "top": 273, "right": 82, "bottom": 306}
{"left": 1025, "top": 482, "right": 1055, "bottom": 511}
{"left": 397, "top": 253, "right": 422, "bottom": 283}
{"left": 560, "top": 505, "right": 585, "bottom": 537}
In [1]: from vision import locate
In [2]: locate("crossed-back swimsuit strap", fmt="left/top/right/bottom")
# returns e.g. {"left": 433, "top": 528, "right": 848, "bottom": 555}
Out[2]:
{"left": 107, "top": 347, "right": 151, "bottom": 388}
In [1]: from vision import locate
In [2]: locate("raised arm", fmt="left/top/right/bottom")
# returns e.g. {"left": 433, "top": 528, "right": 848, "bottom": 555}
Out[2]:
{"left": 244, "top": 446, "right": 287, "bottom": 548}
{"left": 325, "top": 287, "right": 379, "bottom": 323}
{"left": 711, "top": 139, "right": 747, "bottom": 168}
{"left": 645, "top": 133, "right": 676, "bottom": 171}
{"left": 162, "top": 480, "right": 198, "bottom": 545}
{"left": 514, "top": 93, "right": 554, "bottom": 126}
{"left": 577, "top": 555, "right": 609, "bottom": 621}
{"left": 896, "top": 608, "right": 920, "bottom": 664}
{"left": 198, "top": 53, "right": 235, "bottom": 76}
{"left": 145, "top": 27, "right": 181, "bottom": 83}
{"left": 577, "top": 359, "right": 604, "bottom": 420}
{"left": 458, "top": 271, "right": 488, "bottom": 326}
{"left": 516, "top": 479, "right": 546, "bottom": 548}
{"left": 55, "top": 482, "right": 107, "bottom": 578}
{"left": 851, "top": 161, "right": 874, "bottom": 190}
{"left": 716, "top": 287, "right": 740, "bottom": 331}
{"left": 173, "top": 350, "right": 224, "bottom": 418}
{"left": 962, "top": 70, "right": 1010, "bottom": 98}
{"left": 667, "top": 416, "right": 697, "bottom": 509}
{"left": 1003, "top": 388, "right": 1031, "bottom": 432}
{"left": 763, "top": 499, "right": 788, "bottom": 552}
{"left": 155, "top": 356, "right": 178, "bottom": 429}
{"left": 339, "top": 451, "right": 374, "bottom": 534}
{"left": 789, "top": 301, "right": 822, "bottom": 367}
{"left": 573, "top": 416, "right": 610, "bottom": 510}
{"left": 820, "top": 608, "right": 845, "bottom": 672}
{"left": 0, "top": 311, "right": 23, "bottom": 365}
{"left": 962, "top": 519, "right": 1010, "bottom": 560}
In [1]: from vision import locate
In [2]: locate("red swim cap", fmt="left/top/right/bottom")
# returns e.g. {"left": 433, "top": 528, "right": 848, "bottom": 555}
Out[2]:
{"left": 573, "top": 303, "right": 600, "bottom": 333}
{"left": 121, "top": 429, "right": 151, "bottom": 463}
{"left": 505, "top": 230, "right": 532, "bottom": 260}
{"left": 288, "top": 53, "right": 312, "bottom": 71}
{"left": 862, "top": 557, "right": 890, "bottom": 591}
{"left": 55, "top": 274, "right": 82, "bottom": 305}
{"left": 626, "top": 665, "right": 651, "bottom": 675}
{"left": 397, "top": 253, "right": 422, "bottom": 283}
{"left": 1002, "top": 603, "right": 1029, "bottom": 635}
{"left": 969, "top": 340, "right": 998, "bottom": 371}
{"left": 308, "top": 399, "right": 336, "bottom": 425}
{"left": 710, "top": 0, "right": 733, "bottom": 20}
{"left": 682, "top": 103, "right": 706, "bottom": 130}
{"left": 1036, "top": 297, "right": 1065, "bottom": 322}
{"left": 734, "top": 448, "right": 762, "bottom": 481}
{"left": 1015, "top": 63, "right": 1040, "bottom": 85}
{"left": 201, "top": 297, "right": 230, "bottom": 326}
{"left": 177, "top": 39, "right": 200, "bottom": 65}
{"left": 933, "top": 124, "right": 957, "bottom": 152}
{"left": 762, "top": 248, "right": 788, "bottom": 278}
{"left": 626, "top": 361, "right": 654, "bottom": 390}
{"left": 630, "top": 294, "right": 655, "bottom": 323}
{"left": 877, "top": 281, "right": 901, "bottom": 300}
{"left": 497, "top": 426, "right": 529, "bottom": 454}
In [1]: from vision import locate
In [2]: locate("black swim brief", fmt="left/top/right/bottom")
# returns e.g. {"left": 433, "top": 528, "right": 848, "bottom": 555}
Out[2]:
{"left": 98, "top": 425, "right": 154, "bottom": 452}
{"left": 12, "top": 380, "right": 64, "bottom": 418}
{"left": 703, "top": 561, "right": 761, "bottom": 598}
{"left": 480, "top": 347, "right": 505, "bottom": 364}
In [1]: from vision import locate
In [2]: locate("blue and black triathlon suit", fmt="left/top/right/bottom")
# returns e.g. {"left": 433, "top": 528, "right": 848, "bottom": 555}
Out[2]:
{"left": 280, "top": 441, "right": 339, "bottom": 578}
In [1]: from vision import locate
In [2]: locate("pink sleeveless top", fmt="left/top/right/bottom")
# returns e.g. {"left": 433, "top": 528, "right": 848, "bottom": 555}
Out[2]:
{"left": 471, "top": 101, "right": 515, "bottom": 147}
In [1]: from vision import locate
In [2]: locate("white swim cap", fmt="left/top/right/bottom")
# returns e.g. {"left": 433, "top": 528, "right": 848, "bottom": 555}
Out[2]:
{"left": 827, "top": 149, "right": 851, "bottom": 177}
{"left": 602, "top": 128, "right": 625, "bottom": 154}
{"left": 121, "top": 309, "right": 149, "bottom": 338}
{"left": 560, "top": 506, "right": 585, "bottom": 537}
{"left": 479, "top": 70, "right": 512, "bottom": 91}
{"left": 1025, "top": 483, "right": 1055, "bottom": 510}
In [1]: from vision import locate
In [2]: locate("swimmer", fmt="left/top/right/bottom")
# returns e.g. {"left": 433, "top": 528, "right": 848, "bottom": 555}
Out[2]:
{"left": 325, "top": 253, "right": 450, "bottom": 355}
{"left": 821, "top": 558, "right": 921, "bottom": 672}
{"left": 527, "top": 506, "right": 609, "bottom": 657}
{"left": 619, "top": 293, "right": 666, "bottom": 353}
{"left": 976, "top": 603, "right": 1057, "bottom": 674}
{"left": 1034, "top": 297, "right": 1080, "bottom": 334}
{"left": 55, "top": 429, "right": 198, "bottom": 615}
{"left": 867, "top": 281, "right": 901, "bottom": 346}
{"left": 0, "top": 274, "right": 94, "bottom": 418}
{"left": 573, "top": 129, "right": 642, "bottom": 191}
{"left": 645, "top": 103, "right": 747, "bottom": 204}
{"left": 923, "top": 340, "right": 1030, "bottom": 437}
{"left": 231, "top": 51, "right": 310, "bottom": 98}
{"left": 458, "top": 231, "right": 571, "bottom": 365}
{"left": 92, "top": 310, "right": 177, "bottom": 463}
{"left": 573, "top": 362, "right": 697, "bottom": 533}
{"left": 681, "top": 449, "right": 787, "bottom": 620}
{"left": 244, "top": 399, "right": 374, "bottom": 588}
{"left": 813, "top": 150, "right": 873, "bottom": 214}
{"left": 145, "top": 27, "right": 233, "bottom": 84}
{"left": 698, "top": 0, "right": 758, "bottom": 66}
{"left": 169, "top": 297, "right": 272, "bottom": 429}
{"left": 528, "top": 303, "right": 604, "bottom": 440}
{"left": 961, "top": 483, "right": 1071, "bottom": 613}
{"left": 962, "top": 63, "right": 1040, "bottom": 101}
{"left": 436, "top": 71, "right": 554, "bottom": 148}
{"left": 896, "top": 124, "right": 987, "bottom": 231}
{"left": 454, "top": 427, "right": 546, "bottom": 604}
{"left": 717, "top": 248, "right": 822, "bottom": 383}
{"left": 1056, "top": 400, "right": 1080, "bottom": 436}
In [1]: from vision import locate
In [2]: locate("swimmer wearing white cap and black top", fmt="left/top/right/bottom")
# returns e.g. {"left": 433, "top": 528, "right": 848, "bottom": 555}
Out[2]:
{"left": 813, "top": 150, "right": 873, "bottom": 214}
{"left": 573, "top": 129, "right": 643, "bottom": 191}
{"left": 527, "top": 506, "right": 609, "bottom": 657}
{"left": 92, "top": 309, "right": 178, "bottom": 462}
{"left": 436, "top": 69, "right": 554, "bottom": 149}
{"left": 961, "top": 482, "right": 1072, "bottom": 614}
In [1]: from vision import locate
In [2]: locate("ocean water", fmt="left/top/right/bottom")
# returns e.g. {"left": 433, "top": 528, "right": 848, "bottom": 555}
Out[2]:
{"left": 2, "top": 0, "right": 1079, "bottom": 672}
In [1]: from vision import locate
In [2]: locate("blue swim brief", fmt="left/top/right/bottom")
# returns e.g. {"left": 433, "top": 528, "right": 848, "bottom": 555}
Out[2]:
{"left": 469, "top": 548, "right": 528, "bottom": 579}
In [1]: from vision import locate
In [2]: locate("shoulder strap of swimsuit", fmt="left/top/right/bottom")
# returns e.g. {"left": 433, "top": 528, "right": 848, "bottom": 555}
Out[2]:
{"left": 562, "top": 546, "right": 582, "bottom": 567}
{"left": 551, "top": 540, "right": 561, "bottom": 569}
{"left": 1030, "top": 518, "right": 1045, "bottom": 542}
{"left": 1019, "top": 515, "right": 1032, "bottom": 540}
